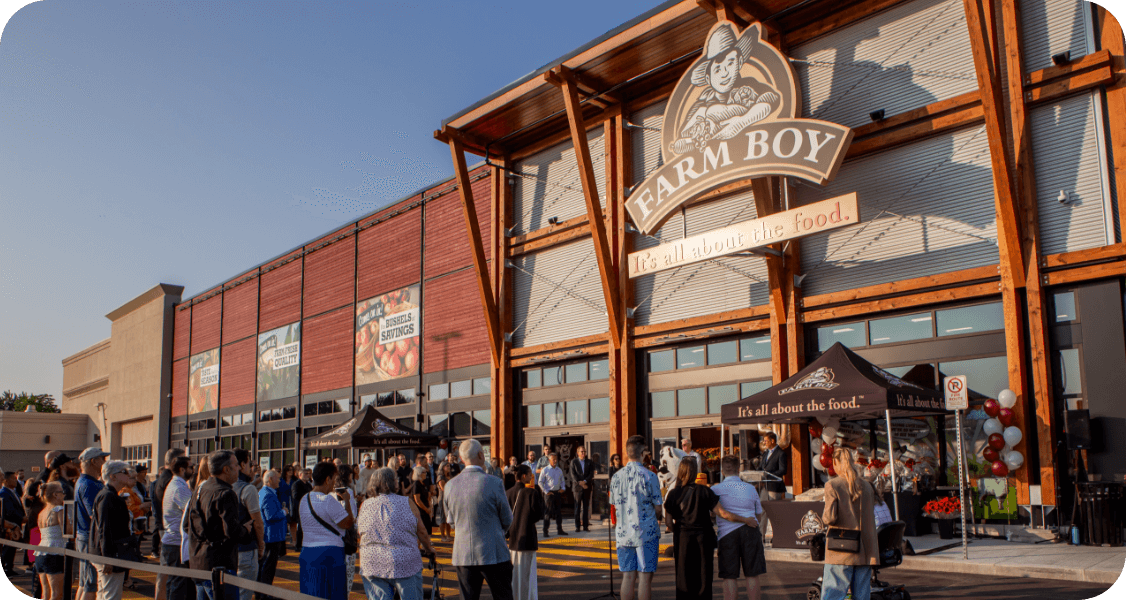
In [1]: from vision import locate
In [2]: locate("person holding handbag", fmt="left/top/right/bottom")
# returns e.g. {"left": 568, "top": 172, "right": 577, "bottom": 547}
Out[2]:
{"left": 821, "top": 448, "right": 879, "bottom": 600}
{"left": 298, "top": 462, "right": 354, "bottom": 600}
{"left": 505, "top": 465, "right": 544, "bottom": 600}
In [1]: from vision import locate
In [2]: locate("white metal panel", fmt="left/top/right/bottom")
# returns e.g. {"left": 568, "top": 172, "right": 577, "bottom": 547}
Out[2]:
{"left": 511, "top": 238, "right": 608, "bottom": 348}
{"left": 791, "top": 0, "right": 979, "bottom": 130}
{"left": 512, "top": 126, "right": 606, "bottom": 235}
{"left": 1020, "top": 0, "right": 1093, "bottom": 73}
{"left": 630, "top": 100, "right": 667, "bottom": 185}
{"left": 1030, "top": 91, "right": 1113, "bottom": 254}
{"left": 632, "top": 191, "right": 770, "bottom": 326}
{"left": 799, "top": 124, "right": 1000, "bottom": 296}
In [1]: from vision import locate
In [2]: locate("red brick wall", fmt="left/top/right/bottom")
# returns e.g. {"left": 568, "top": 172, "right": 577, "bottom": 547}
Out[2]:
{"left": 259, "top": 257, "right": 303, "bottom": 332}
{"left": 190, "top": 293, "right": 222, "bottom": 353}
{"left": 301, "top": 306, "right": 353, "bottom": 394}
{"left": 222, "top": 277, "right": 258, "bottom": 344}
{"left": 304, "top": 235, "right": 355, "bottom": 318}
{"left": 357, "top": 205, "right": 421, "bottom": 300}
{"left": 423, "top": 176, "right": 491, "bottom": 279}
{"left": 172, "top": 358, "right": 188, "bottom": 417}
{"left": 174, "top": 307, "right": 191, "bottom": 360}
{"left": 423, "top": 269, "right": 489, "bottom": 373}
{"left": 219, "top": 337, "right": 255, "bottom": 408}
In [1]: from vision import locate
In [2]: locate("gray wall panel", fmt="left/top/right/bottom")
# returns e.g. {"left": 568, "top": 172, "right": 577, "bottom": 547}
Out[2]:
{"left": 513, "top": 126, "right": 606, "bottom": 235}
{"left": 1020, "top": 0, "right": 1093, "bottom": 73}
{"left": 511, "top": 238, "right": 608, "bottom": 348}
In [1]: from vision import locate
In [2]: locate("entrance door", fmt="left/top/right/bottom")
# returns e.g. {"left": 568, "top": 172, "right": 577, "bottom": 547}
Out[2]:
{"left": 550, "top": 435, "right": 584, "bottom": 516}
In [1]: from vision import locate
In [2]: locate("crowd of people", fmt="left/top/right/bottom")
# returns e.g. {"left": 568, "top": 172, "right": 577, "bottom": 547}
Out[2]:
{"left": 0, "top": 434, "right": 885, "bottom": 600}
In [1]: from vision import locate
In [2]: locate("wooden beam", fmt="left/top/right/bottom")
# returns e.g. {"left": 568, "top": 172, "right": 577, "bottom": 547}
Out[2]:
{"left": 1002, "top": 0, "right": 1049, "bottom": 506}
{"left": 510, "top": 345, "right": 612, "bottom": 368}
{"left": 801, "top": 265, "right": 1000, "bottom": 309}
{"left": 786, "top": 234, "right": 810, "bottom": 494}
{"left": 633, "top": 318, "right": 771, "bottom": 349}
{"left": 509, "top": 213, "right": 589, "bottom": 246}
{"left": 491, "top": 159, "right": 514, "bottom": 460}
{"left": 786, "top": 0, "right": 909, "bottom": 47}
{"left": 1026, "top": 64, "right": 1115, "bottom": 104}
{"left": 434, "top": 125, "right": 506, "bottom": 159}
{"left": 801, "top": 281, "right": 1001, "bottom": 323}
{"left": 1045, "top": 259, "right": 1126, "bottom": 286}
{"left": 446, "top": 135, "right": 501, "bottom": 365}
{"left": 509, "top": 332, "right": 608, "bottom": 359}
{"left": 963, "top": 0, "right": 1026, "bottom": 288}
{"left": 609, "top": 112, "right": 637, "bottom": 459}
{"left": 846, "top": 102, "right": 984, "bottom": 159}
{"left": 634, "top": 306, "right": 771, "bottom": 338}
{"left": 752, "top": 177, "right": 790, "bottom": 385}
{"left": 1023, "top": 49, "right": 1112, "bottom": 88}
{"left": 1096, "top": 9, "right": 1126, "bottom": 239}
{"left": 697, "top": 0, "right": 751, "bottom": 30}
{"left": 549, "top": 67, "right": 625, "bottom": 348}
{"left": 1043, "top": 243, "right": 1126, "bottom": 269}
{"left": 508, "top": 222, "right": 593, "bottom": 257}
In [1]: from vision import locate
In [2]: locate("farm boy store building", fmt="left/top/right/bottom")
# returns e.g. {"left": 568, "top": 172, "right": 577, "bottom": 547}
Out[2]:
{"left": 70, "top": 0, "right": 1126, "bottom": 528}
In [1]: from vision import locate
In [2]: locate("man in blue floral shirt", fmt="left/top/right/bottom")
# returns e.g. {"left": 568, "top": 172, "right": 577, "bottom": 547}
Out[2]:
{"left": 609, "top": 435, "right": 663, "bottom": 600}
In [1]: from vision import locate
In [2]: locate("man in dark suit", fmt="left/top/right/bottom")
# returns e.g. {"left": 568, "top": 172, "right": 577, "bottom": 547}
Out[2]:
{"left": 569, "top": 446, "right": 596, "bottom": 532}
{"left": 0, "top": 471, "right": 26, "bottom": 576}
{"left": 758, "top": 431, "right": 787, "bottom": 544}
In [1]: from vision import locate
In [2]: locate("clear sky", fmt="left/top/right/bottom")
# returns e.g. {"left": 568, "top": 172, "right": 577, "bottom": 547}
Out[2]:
{"left": 0, "top": 0, "right": 658, "bottom": 402}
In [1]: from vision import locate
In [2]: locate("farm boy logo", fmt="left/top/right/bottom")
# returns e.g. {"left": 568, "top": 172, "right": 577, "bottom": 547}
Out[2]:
{"left": 625, "top": 21, "right": 853, "bottom": 235}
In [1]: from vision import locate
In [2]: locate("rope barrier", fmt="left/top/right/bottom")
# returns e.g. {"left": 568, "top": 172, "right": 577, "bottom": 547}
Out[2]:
{"left": 0, "top": 537, "right": 321, "bottom": 600}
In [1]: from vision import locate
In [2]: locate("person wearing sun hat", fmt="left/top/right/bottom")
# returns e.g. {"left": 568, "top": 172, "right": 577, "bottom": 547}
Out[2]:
{"left": 670, "top": 22, "right": 781, "bottom": 155}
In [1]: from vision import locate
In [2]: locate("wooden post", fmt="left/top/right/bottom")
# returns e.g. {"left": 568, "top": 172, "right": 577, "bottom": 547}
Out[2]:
{"left": 786, "top": 236, "right": 810, "bottom": 494}
{"left": 1097, "top": 8, "right": 1126, "bottom": 234}
{"left": 492, "top": 160, "right": 514, "bottom": 460}
{"left": 608, "top": 110, "right": 637, "bottom": 459}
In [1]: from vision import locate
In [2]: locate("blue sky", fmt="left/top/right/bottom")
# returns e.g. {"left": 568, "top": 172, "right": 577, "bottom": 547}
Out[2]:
{"left": 0, "top": 0, "right": 657, "bottom": 401}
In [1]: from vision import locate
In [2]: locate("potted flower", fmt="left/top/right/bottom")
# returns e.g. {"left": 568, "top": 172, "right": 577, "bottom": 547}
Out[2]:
{"left": 924, "top": 497, "right": 961, "bottom": 539}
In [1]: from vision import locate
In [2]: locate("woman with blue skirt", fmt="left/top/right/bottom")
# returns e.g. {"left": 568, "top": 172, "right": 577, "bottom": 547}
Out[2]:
{"left": 298, "top": 462, "right": 355, "bottom": 600}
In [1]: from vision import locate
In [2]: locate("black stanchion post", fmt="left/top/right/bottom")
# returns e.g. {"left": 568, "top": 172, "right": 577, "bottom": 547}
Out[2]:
{"left": 61, "top": 540, "right": 74, "bottom": 600}
{"left": 587, "top": 493, "right": 619, "bottom": 600}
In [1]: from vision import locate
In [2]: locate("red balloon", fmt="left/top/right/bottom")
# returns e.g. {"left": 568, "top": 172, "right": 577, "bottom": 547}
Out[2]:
{"left": 905, "top": 459, "right": 916, "bottom": 469}
{"left": 439, "top": 440, "right": 448, "bottom": 449}
{"left": 820, "top": 452, "right": 834, "bottom": 468}
{"left": 821, "top": 442, "right": 832, "bottom": 455}
{"left": 998, "top": 408, "right": 1015, "bottom": 427}
{"left": 983, "top": 398, "right": 1001, "bottom": 418}
{"left": 988, "top": 433, "right": 1006, "bottom": 451}
{"left": 810, "top": 422, "right": 823, "bottom": 438}
{"left": 992, "top": 461, "right": 1010, "bottom": 477}
{"left": 826, "top": 466, "right": 837, "bottom": 477}
{"left": 983, "top": 447, "right": 1000, "bottom": 462}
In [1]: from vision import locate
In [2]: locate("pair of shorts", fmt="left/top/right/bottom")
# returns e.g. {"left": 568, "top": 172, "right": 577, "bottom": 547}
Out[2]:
{"left": 717, "top": 525, "right": 767, "bottom": 579}
{"left": 35, "top": 554, "right": 64, "bottom": 575}
{"left": 76, "top": 538, "right": 98, "bottom": 592}
{"left": 616, "top": 536, "right": 659, "bottom": 573}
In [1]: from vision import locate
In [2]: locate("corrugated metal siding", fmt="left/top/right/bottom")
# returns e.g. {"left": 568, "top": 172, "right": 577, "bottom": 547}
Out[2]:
{"left": 423, "top": 269, "right": 490, "bottom": 373}
{"left": 799, "top": 124, "right": 999, "bottom": 296}
{"left": 632, "top": 192, "right": 770, "bottom": 326}
{"left": 791, "top": 0, "right": 979, "bottom": 130}
{"left": 424, "top": 177, "right": 492, "bottom": 279}
{"left": 630, "top": 100, "right": 668, "bottom": 183}
{"left": 190, "top": 294, "right": 222, "bottom": 353}
{"left": 511, "top": 238, "right": 608, "bottom": 347}
{"left": 513, "top": 126, "right": 606, "bottom": 235}
{"left": 221, "top": 278, "right": 258, "bottom": 344}
{"left": 218, "top": 337, "right": 255, "bottom": 408}
{"left": 358, "top": 208, "right": 421, "bottom": 299}
{"left": 172, "top": 358, "right": 188, "bottom": 417}
{"left": 303, "top": 236, "right": 355, "bottom": 318}
{"left": 259, "top": 259, "right": 303, "bottom": 332}
{"left": 174, "top": 307, "right": 191, "bottom": 360}
{"left": 1031, "top": 91, "right": 1112, "bottom": 254}
{"left": 1021, "top": 0, "right": 1092, "bottom": 73}
{"left": 301, "top": 306, "right": 352, "bottom": 395}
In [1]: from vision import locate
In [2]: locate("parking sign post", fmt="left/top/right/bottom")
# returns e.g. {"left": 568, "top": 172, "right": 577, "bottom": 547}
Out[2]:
{"left": 944, "top": 375, "right": 969, "bottom": 560}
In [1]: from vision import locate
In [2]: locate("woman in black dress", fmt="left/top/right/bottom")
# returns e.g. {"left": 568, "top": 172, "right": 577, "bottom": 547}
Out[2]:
{"left": 665, "top": 458, "right": 757, "bottom": 600}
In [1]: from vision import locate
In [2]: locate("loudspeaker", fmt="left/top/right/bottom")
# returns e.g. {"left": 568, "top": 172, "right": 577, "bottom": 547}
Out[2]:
{"left": 1066, "top": 410, "right": 1092, "bottom": 450}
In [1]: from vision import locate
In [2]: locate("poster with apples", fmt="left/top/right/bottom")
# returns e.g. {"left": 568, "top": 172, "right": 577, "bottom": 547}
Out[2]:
{"left": 355, "top": 284, "right": 420, "bottom": 384}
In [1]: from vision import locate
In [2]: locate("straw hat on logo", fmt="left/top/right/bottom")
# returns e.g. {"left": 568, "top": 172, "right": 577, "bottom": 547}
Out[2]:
{"left": 690, "top": 23, "right": 756, "bottom": 87}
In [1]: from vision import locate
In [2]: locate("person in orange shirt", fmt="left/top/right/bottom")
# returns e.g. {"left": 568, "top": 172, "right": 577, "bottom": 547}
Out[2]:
{"left": 117, "top": 468, "right": 149, "bottom": 590}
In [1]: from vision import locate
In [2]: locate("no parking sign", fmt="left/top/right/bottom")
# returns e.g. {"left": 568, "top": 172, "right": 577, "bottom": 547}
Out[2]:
{"left": 944, "top": 375, "right": 968, "bottom": 410}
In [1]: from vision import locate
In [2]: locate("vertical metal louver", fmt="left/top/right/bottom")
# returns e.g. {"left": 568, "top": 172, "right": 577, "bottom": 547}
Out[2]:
{"left": 790, "top": 0, "right": 979, "bottom": 130}
{"left": 1020, "top": 0, "right": 1093, "bottom": 73}
{"left": 511, "top": 238, "right": 608, "bottom": 348}
{"left": 512, "top": 126, "right": 606, "bottom": 235}
{"left": 799, "top": 124, "right": 1000, "bottom": 296}
{"left": 1030, "top": 91, "right": 1114, "bottom": 254}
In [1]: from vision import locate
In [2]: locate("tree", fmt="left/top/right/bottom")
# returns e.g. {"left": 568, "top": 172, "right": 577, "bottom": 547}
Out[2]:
{"left": 0, "top": 391, "right": 61, "bottom": 413}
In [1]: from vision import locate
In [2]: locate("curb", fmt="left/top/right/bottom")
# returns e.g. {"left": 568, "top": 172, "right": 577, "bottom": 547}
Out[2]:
{"left": 764, "top": 548, "right": 1124, "bottom": 586}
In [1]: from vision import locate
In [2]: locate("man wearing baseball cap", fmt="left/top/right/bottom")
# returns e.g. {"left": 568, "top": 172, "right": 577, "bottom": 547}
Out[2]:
{"left": 75, "top": 446, "right": 110, "bottom": 600}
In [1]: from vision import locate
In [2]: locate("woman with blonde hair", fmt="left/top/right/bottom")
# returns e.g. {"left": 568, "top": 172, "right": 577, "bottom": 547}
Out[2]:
{"left": 821, "top": 448, "right": 879, "bottom": 600}
{"left": 36, "top": 482, "right": 66, "bottom": 600}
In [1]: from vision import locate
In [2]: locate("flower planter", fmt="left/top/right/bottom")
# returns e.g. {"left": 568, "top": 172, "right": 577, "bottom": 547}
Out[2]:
{"left": 936, "top": 518, "right": 955, "bottom": 539}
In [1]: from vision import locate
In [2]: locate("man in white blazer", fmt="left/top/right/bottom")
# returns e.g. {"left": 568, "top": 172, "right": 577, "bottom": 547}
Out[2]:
{"left": 443, "top": 439, "right": 514, "bottom": 600}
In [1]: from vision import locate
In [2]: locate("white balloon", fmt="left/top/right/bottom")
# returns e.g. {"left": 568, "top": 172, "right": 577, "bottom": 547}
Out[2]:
{"left": 822, "top": 425, "right": 839, "bottom": 440}
{"left": 812, "top": 455, "right": 826, "bottom": 471}
{"left": 816, "top": 416, "right": 830, "bottom": 425}
{"left": 1003, "top": 426, "right": 1023, "bottom": 447}
{"left": 436, "top": 449, "right": 448, "bottom": 462}
{"left": 983, "top": 418, "right": 1004, "bottom": 436}
{"left": 998, "top": 389, "right": 1017, "bottom": 409}
{"left": 1005, "top": 450, "right": 1024, "bottom": 469}
{"left": 827, "top": 417, "right": 841, "bottom": 429}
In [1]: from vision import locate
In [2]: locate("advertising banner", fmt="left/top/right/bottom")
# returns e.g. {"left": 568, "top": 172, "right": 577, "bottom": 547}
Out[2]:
{"left": 355, "top": 283, "right": 420, "bottom": 385}
{"left": 188, "top": 348, "right": 220, "bottom": 415}
{"left": 257, "top": 322, "right": 301, "bottom": 402}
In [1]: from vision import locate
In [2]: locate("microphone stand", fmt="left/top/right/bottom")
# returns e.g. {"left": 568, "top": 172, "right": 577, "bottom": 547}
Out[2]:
{"left": 588, "top": 486, "right": 619, "bottom": 600}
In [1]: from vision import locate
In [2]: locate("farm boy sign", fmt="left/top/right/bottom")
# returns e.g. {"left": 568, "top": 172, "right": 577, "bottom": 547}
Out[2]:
{"left": 625, "top": 21, "right": 853, "bottom": 236}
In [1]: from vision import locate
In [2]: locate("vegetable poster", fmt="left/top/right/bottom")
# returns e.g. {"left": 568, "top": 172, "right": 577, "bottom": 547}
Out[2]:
{"left": 257, "top": 322, "right": 301, "bottom": 402}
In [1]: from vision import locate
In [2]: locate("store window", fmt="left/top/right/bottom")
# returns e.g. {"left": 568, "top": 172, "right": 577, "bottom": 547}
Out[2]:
{"left": 817, "top": 322, "right": 865, "bottom": 350}
{"left": 651, "top": 391, "right": 675, "bottom": 419}
{"left": 428, "top": 383, "right": 450, "bottom": 401}
{"left": 258, "top": 430, "right": 296, "bottom": 471}
{"left": 677, "top": 346, "right": 706, "bottom": 369}
{"left": 221, "top": 411, "right": 253, "bottom": 427}
{"left": 362, "top": 389, "right": 416, "bottom": 408}
{"left": 650, "top": 350, "right": 675, "bottom": 372}
{"left": 544, "top": 402, "right": 564, "bottom": 427}
{"left": 304, "top": 398, "right": 349, "bottom": 417}
{"left": 707, "top": 341, "right": 738, "bottom": 366}
{"left": 649, "top": 335, "right": 771, "bottom": 373}
{"left": 590, "top": 397, "right": 610, "bottom": 423}
{"left": 121, "top": 445, "right": 152, "bottom": 470}
{"left": 565, "top": 362, "right": 588, "bottom": 383}
{"left": 567, "top": 400, "right": 588, "bottom": 424}
{"left": 542, "top": 366, "right": 562, "bottom": 386}
{"left": 523, "top": 369, "right": 542, "bottom": 388}
{"left": 1052, "top": 292, "right": 1077, "bottom": 323}
{"left": 589, "top": 359, "right": 609, "bottom": 380}
{"left": 869, "top": 313, "right": 932, "bottom": 345}
{"left": 677, "top": 387, "right": 706, "bottom": 416}
{"left": 708, "top": 384, "right": 738, "bottom": 414}
{"left": 428, "top": 414, "right": 448, "bottom": 435}
{"left": 259, "top": 406, "right": 296, "bottom": 423}
{"left": 740, "top": 380, "right": 772, "bottom": 398}
{"left": 473, "top": 377, "right": 491, "bottom": 395}
{"left": 525, "top": 405, "right": 542, "bottom": 428}
{"left": 936, "top": 302, "right": 1003, "bottom": 337}
{"left": 451, "top": 380, "right": 473, "bottom": 398}
{"left": 472, "top": 411, "right": 491, "bottom": 435}
{"left": 740, "top": 337, "right": 771, "bottom": 362}
{"left": 219, "top": 434, "right": 253, "bottom": 451}
{"left": 815, "top": 302, "right": 1005, "bottom": 352}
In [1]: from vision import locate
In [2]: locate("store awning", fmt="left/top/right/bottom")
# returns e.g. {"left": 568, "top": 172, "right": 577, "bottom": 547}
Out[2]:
{"left": 720, "top": 342, "right": 947, "bottom": 425}
{"left": 303, "top": 405, "right": 439, "bottom": 450}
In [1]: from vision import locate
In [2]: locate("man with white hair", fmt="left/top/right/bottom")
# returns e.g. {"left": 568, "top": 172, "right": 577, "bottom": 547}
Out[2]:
{"left": 680, "top": 439, "right": 702, "bottom": 469}
{"left": 257, "top": 470, "right": 286, "bottom": 599}
{"left": 75, "top": 446, "right": 110, "bottom": 600}
{"left": 91, "top": 460, "right": 134, "bottom": 600}
{"left": 442, "top": 439, "right": 514, "bottom": 600}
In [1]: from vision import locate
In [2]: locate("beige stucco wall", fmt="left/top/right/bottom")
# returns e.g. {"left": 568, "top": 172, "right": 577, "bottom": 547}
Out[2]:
{"left": 0, "top": 411, "right": 96, "bottom": 476}
{"left": 61, "top": 284, "right": 182, "bottom": 470}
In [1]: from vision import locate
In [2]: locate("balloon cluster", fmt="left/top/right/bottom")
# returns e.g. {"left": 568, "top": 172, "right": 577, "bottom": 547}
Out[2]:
{"left": 810, "top": 417, "right": 841, "bottom": 477}
{"left": 982, "top": 389, "right": 1023, "bottom": 476}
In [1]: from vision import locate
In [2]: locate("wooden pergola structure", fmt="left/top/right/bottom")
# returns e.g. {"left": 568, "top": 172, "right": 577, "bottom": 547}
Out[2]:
{"left": 434, "top": 0, "right": 1126, "bottom": 500}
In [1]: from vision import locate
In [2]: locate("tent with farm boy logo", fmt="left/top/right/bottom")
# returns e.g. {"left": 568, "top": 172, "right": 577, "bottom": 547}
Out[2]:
{"left": 303, "top": 404, "right": 439, "bottom": 450}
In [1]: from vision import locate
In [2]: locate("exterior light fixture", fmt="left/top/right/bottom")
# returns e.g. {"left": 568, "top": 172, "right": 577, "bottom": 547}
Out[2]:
{"left": 1052, "top": 51, "right": 1071, "bottom": 66}
{"left": 547, "top": 216, "right": 560, "bottom": 226}
{"left": 869, "top": 109, "right": 885, "bottom": 122}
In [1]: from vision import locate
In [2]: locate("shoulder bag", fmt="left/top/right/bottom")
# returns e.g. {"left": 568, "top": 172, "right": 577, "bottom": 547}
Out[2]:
{"left": 824, "top": 527, "right": 861, "bottom": 553}
{"left": 305, "top": 494, "right": 357, "bottom": 556}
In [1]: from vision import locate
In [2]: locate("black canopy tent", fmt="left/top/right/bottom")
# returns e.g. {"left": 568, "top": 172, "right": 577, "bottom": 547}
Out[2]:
{"left": 720, "top": 342, "right": 949, "bottom": 518}
{"left": 302, "top": 404, "right": 440, "bottom": 451}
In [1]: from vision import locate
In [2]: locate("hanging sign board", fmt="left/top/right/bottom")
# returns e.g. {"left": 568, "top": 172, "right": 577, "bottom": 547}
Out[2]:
{"left": 305, "top": 455, "right": 317, "bottom": 469}
{"left": 625, "top": 21, "right": 854, "bottom": 235}
{"left": 944, "top": 375, "right": 968, "bottom": 410}
{"left": 628, "top": 192, "right": 858, "bottom": 277}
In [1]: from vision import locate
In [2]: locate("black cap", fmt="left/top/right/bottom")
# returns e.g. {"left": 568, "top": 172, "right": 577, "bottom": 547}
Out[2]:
{"left": 49, "top": 454, "right": 72, "bottom": 470}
